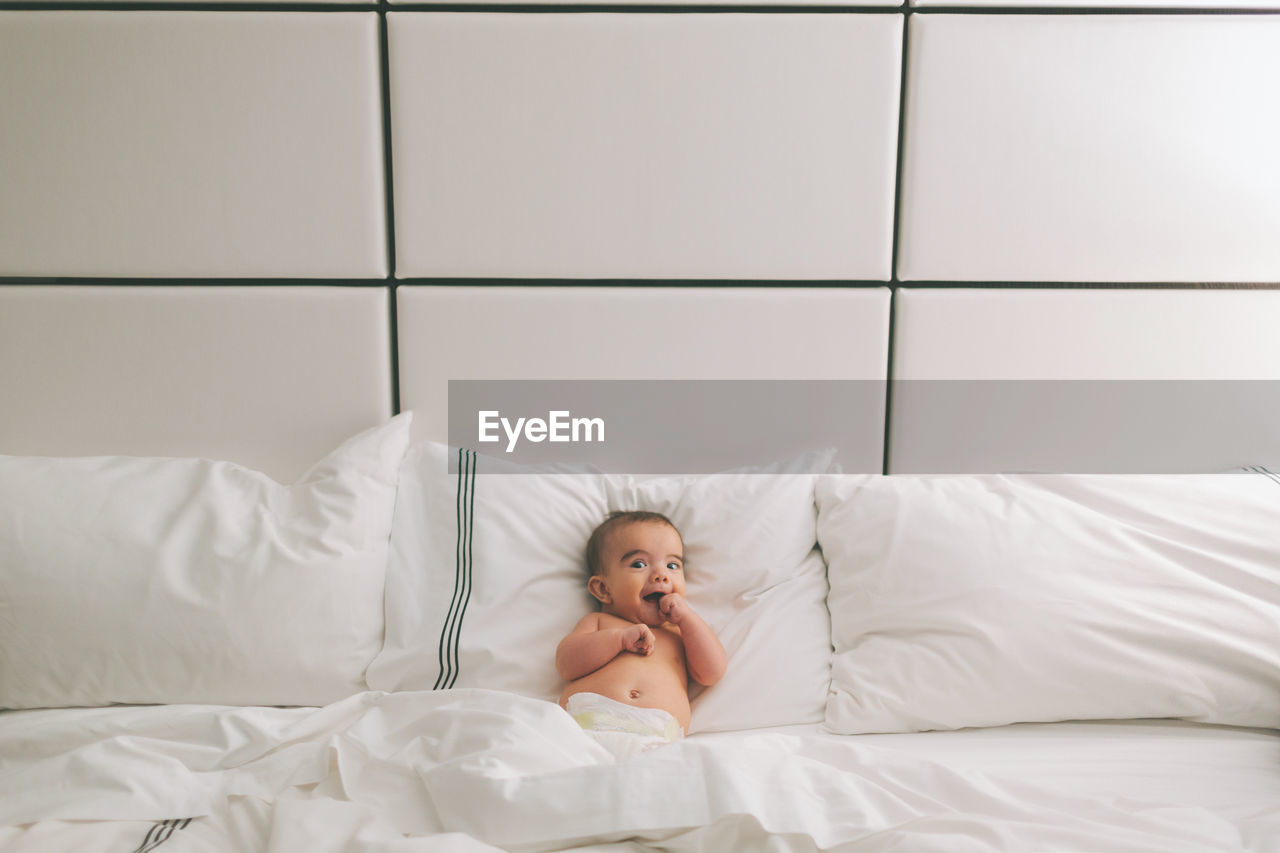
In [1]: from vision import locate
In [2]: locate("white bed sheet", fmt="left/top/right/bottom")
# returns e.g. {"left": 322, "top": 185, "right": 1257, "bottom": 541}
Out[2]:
{"left": 1, "top": 689, "right": 1277, "bottom": 852}
{"left": 700, "top": 719, "right": 1280, "bottom": 823}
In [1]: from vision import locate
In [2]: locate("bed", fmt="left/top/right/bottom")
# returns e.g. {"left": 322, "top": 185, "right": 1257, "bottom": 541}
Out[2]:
{"left": 3, "top": 7, "right": 1280, "bottom": 851}
{"left": 1, "top": 285, "right": 1277, "bottom": 852}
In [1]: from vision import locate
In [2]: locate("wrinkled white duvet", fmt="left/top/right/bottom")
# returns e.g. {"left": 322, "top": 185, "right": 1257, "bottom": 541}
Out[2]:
{"left": 1, "top": 689, "right": 1276, "bottom": 852}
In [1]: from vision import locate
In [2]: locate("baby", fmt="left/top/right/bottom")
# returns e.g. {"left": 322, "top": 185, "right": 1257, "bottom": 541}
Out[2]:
{"left": 557, "top": 511, "right": 727, "bottom": 758}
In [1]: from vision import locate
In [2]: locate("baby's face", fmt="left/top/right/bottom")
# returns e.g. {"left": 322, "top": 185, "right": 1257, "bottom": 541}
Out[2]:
{"left": 591, "top": 520, "right": 685, "bottom": 627}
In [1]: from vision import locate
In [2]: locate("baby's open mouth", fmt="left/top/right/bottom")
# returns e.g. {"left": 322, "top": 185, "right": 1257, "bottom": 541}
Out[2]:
{"left": 643, "top": 592, "right": 664, "bottom": 604}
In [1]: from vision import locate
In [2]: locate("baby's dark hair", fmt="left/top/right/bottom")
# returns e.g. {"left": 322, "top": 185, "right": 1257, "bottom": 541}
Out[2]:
{"left": 585, "top": 510, "right": 681, "bottom": 577}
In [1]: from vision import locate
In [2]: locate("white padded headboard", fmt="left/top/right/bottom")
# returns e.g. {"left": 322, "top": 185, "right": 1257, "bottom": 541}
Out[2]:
{"left": 387, "top": 13, "right": 901, "bottom": 280}
{"left": 0, "top": 12, "right": 386, "bottom": 279}
{"left": 889, "top": 288, "right": 1280, "bottom": 473}
{"left": 2, "top": 6, "right": 1278, "bottom": 479}
{"left": 0, "top": 286, "right": 393, "bottom": 481}
{"left": 397, "top": 286, "right": 891, "bottom": 472}
{"left": 897, "top": 14, "right": 1280, "bottom": 282}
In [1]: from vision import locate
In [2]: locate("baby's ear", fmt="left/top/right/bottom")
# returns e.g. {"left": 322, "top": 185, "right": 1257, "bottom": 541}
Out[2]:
{"left": 587, "top": 575, "right": 611, "bottom": 605}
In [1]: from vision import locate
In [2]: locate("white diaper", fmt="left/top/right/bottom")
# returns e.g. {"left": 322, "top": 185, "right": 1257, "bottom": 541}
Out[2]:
{"left": 566, "top": 692, "right": 683, "bottom": 760}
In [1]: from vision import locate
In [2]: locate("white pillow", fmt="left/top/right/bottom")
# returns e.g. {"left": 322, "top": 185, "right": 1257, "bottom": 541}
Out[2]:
{"left": 368, "top": 441, "right": 831, "bottom": 732}
{"left": 0, "top": 415, "right": 411, "bottom": 709}
{"left": 817, "top": 473, "right": 1280, "bottom": 734}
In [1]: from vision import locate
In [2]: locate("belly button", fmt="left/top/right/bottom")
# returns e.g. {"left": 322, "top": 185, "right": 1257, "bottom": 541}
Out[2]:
{"left": 629, "top": 689, "right": 640, "bottom": 700}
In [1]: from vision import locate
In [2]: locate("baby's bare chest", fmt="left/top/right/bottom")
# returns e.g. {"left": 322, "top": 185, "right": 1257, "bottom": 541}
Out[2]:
{"left": 600, "top": 616, "right": 686, "bottom": 665}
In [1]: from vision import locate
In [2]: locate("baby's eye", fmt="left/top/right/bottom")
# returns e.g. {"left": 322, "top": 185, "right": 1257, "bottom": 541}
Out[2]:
{"left": 667, "top": 562, "right": 682, "bottom": 572}
{"left": 630, "top": 559, "right": 648, "bottom": 569}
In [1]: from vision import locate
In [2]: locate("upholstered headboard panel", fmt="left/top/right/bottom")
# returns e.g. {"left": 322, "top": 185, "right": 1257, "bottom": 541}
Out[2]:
{"left": 896, "top": 15, "right": 1280, "bottom": 282}
{"left": 2, "top": 6, "right": 1277, "bottom": 476}
{"left": 0, "top": 12, "right": 386, "bottom": 279}
{"left": 386, "top": 14, "right": 901, "bottom": 279}
{"left": 889, "top": 288, "right": 1280, "bottom": 473}
{"left": 395, "top": 286, "right": 890, "bottom": 471}
{"left": 0, "top": 286, "right": 392, "bottom": 481}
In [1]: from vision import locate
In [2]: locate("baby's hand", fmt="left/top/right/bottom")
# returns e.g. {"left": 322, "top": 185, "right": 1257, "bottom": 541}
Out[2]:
{"left": 620, "top": 623, "right": 654, "bottom": 656}
{"left": 658, "top": 593, "right": 691, "bottom": 625}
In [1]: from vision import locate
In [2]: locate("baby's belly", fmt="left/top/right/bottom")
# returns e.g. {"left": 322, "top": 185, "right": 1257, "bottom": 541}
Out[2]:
{"left": 560, "top": 654, "right": 691, "bottom": 733}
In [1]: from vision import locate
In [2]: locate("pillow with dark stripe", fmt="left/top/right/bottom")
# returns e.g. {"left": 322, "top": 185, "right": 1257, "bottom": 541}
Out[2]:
{"left": 368, "top": 440, "right": 832, "bottom": 733}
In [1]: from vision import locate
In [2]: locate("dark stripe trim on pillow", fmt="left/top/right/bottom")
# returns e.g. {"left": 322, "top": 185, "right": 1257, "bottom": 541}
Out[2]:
{"left": 131, "top": 818, "right": 193, "bottom": 853}
{"left": 1250, "top": 465, "right": 1280, "bottom": 488}
{"left": 435, "top": 448, "right": 477, "bottom": 690}
{"left": 449, "top": 448, "right": 478, "bottom": 690}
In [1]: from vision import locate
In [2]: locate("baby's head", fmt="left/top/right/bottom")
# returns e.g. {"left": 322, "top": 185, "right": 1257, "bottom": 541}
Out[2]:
{"left": 585, "top": 511, "right": 685, "bottom": 627}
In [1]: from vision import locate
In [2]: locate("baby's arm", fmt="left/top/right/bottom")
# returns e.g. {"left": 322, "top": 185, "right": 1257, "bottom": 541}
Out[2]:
{"left": 659, "top": 595, "right": 727, "bottom": 687}
{"left": 555, "top": 613, "right": 654, "bottom": 681}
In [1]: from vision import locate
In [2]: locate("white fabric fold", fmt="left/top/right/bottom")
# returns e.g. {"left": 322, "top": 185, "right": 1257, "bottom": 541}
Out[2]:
{"left": 0, "top": 689, "right": 1275, "bottom": 852}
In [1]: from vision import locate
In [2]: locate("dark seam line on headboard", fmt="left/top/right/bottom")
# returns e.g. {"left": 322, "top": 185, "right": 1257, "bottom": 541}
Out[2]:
{"left": 5, "top": 279, "right": 1275, "bottom": 289}
{"left": 388, "top": 285, "right": 401, "bottom": 416}
{"left": 0, "top": 3, "right": 906, "bottom": 11}
{"left": 379, "top": 0, "right": 402, "bottom": 417}
{"left": 0, "top": 2, "right": 372, "bottom": 8}
{"left": 372, "top": 4, "right": 904, "bottom": 11}
{"left": 3, "top": 279, "right": 1276, "bottom": 288}
{"left": 382, "top": 279, "right": 892, "bottom": 287}
{"left": 880, "top": 3, "right": 908, "bottom": 475}
{"left": 379, "top": 2, "right": 397, "bottom": 283}
{"left": 888, "top": 5, "right": 910, "bottom": 286}
{"left": 912, "top": 6, "right": 1280, "bottom": 14}
{"left": 882, "top": 288, "right": 898, "bottom": 475}
{"left": 0, "top": 279, "right": 391, "bottom": 287}
{"left": 894, "top": 282, "right": 1280, "bottom": 289}
{"left": 3, "top": 3, "right": 1277, "bottom": 13}
{"left": 4, "top": 278, "right": 1276, "bottom": 289}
